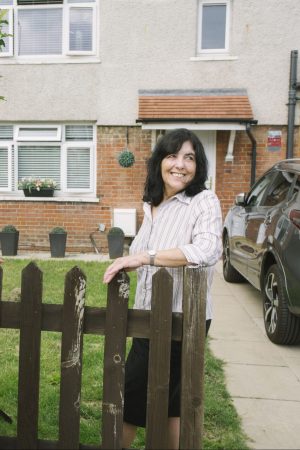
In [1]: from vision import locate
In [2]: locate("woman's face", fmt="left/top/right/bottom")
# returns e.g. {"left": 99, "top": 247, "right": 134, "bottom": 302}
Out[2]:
{"left": 161, "top": 140, "right": 196, "bottom": 200}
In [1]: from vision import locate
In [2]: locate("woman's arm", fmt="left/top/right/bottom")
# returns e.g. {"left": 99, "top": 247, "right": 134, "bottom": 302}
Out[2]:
{"left": 103, "top": 248, "right": 187, "bottom": 284}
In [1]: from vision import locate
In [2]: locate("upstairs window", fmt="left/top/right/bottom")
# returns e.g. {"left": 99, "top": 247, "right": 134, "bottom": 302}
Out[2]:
{"left": 0, "top": 0, "right": 97, "bottom": 60}
{"left": 197, "top": 1, "right": 230, "bottom": 54}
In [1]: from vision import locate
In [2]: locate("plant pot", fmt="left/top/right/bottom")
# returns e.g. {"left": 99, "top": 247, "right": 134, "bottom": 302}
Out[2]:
{"left": 23, "top": 188, "right": 54, "bottom": 197}
{"left": 49, "top": 232, "right": 67, "bottom": 257}
{"left": 107, "top": 234, "right": 125, "bottom": 259}
{"left": 0, "top": 231, "right": 19, "bottom": 256}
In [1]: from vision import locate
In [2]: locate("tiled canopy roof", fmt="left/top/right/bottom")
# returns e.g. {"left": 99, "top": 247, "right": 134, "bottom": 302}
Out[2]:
{"left": 138, "top": 89, "right": 253, "bottom": 121}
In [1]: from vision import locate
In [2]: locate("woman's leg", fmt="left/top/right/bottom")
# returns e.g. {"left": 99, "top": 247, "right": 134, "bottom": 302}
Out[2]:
{"left": 168, "top": 417, "right": 180, "bottom": 449}
{"left": 122, "top": 422, "right": 137, "bottom": 448}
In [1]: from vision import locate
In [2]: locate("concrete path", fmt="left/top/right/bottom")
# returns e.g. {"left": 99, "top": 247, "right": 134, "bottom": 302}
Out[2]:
{"left": 210, "top": 261, "right": 300, "bottom": 450}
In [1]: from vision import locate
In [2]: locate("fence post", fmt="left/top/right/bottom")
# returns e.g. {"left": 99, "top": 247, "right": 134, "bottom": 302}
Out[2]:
{"left": 180, "top": 266, "right": 207, "bottom": 450}
{"left": 145, "top": 268, "right": 173, "bottom": 450}
{"left": 101, "top": 270, "right": 129, "bottom": 450}
{"left": 0, "top": 265, "right": 2, "bottom": 302}
{"left": 17, "top": 262, "right": 43, "bottom": 450}
{"left": 58, "top": 266, "right": 87, "bottom": 450}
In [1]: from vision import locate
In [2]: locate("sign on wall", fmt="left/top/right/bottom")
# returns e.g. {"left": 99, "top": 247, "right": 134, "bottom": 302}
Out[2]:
{"left": 267, "top": 130, "right": 282, "bottom": 152}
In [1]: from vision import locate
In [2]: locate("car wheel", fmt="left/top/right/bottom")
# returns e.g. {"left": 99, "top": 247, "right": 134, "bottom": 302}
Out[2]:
{"left": 263, "top": 264, "right": 300, "bottom": 345}
{"left": 222, "top": 233, "right": 245, "bottom": 283}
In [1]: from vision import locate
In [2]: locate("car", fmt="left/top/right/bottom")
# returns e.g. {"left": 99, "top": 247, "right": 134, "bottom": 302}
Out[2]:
{"left": 222, "top": 159, "right": 300, "bottom": 345}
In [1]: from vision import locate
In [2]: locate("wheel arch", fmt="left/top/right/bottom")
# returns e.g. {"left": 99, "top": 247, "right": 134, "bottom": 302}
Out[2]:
{"left": 260, "top": 250, "right": 290, "bottom": 303}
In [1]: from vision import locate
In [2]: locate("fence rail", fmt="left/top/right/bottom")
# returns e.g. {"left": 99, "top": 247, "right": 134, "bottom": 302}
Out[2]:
{"left": 0, "top": 262, "right": 207, "bottom": 450}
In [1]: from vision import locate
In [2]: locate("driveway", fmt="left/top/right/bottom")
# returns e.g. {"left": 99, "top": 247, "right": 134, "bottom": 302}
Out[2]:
{"left": 210, "top": 261, "right": 300, "bottom": 449}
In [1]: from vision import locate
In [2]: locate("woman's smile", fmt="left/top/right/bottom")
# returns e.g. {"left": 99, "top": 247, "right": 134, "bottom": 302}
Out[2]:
{"left": 161, "top": 141, "right": 196, "bottom": 199}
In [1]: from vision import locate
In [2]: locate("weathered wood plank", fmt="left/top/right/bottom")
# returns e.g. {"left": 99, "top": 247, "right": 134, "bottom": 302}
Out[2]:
{"left": 17, "top": 262, "right": 43, "bottom": 450}
{"left": 58, "top": 266, "right": 87, "bottom": 449}
{"left": 145, "top": 268, "right": 173, "bottom": 450}
{"left": 0, "top": 265, "right": 3, "bottom": 302}
{"left": 101, "top": 270, "right": 129, "bottom": 450}
{"left": 180, "top": 267, "right": 207, "bottom": 450}
{"left": 0, "top": 302, "right": 183, "bottom": 341}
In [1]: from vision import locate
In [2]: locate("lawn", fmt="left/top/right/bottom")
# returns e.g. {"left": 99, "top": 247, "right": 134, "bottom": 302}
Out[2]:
{"left": 0, "top": 258, "right": 249, "bottom": 449}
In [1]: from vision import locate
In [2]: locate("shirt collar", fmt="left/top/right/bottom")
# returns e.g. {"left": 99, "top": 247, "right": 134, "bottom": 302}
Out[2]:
{"left": 143, "top": 191, "right": 192, "bottom": 215}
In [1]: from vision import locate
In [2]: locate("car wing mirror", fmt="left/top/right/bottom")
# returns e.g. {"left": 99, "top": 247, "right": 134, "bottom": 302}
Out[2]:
{"left": 235, "top": 193, "right": 246, "bottom": 206}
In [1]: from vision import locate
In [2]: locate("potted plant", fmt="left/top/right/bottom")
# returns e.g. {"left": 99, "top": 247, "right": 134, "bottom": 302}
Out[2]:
{"left": 49, "top": 227, "right": 67, "bottom": 257}
{"left": 107, "top": 227, "right": 125, "bottom": 258}
{"left": 18, "top": 177, "right": 57, "bottom": 197}
{"left": 0, "top": 225, "right": 19, "bottom": 256}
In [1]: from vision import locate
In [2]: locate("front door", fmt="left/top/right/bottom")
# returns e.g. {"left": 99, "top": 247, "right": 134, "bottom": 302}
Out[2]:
{"left": 195, "top": 131, "right": 216, "bottom": 191}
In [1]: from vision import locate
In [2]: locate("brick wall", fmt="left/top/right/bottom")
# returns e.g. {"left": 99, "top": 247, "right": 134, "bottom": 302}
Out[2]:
{"left": 0, "top": 125, "right": 299, "bottom": 254}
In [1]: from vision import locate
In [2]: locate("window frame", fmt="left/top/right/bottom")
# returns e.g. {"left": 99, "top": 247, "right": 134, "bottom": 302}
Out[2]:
{"left": 0, "top": 144, "right": 13, "bottom": 191}
{"left": 0, "top": 123, "right": 96, "bottom": 198}
{"left": 62, "top": 142, "right": 94, "bottom": 192}
{"left": 0, "top": 7, "right": 14, "bottom": 57}
{"left": 1, "top": 0, "right": 98, "bottom": 60}
{"left": 197, "top": 0, "right": 230, "bottom": 55}
{"left": 65, "top": 3, "right": 96, "bottom": 55}
{"left": 16, "top": 124, "right": 62, "bottom": 141}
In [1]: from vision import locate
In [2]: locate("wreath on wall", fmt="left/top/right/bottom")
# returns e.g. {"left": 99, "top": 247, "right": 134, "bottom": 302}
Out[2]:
{"left": 118, "top": 149, "right": 135, "bottom": 168}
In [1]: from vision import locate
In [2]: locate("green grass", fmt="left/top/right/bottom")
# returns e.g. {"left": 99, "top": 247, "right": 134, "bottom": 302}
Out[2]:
{"left": 0, "top": 259, "right": 249, "bottom": 449}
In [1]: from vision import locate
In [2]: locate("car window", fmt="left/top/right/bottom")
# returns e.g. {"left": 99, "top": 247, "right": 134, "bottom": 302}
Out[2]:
{"left": 290, "top": 174, "right": 300, "bottom": 201}
{"left": 246, "top": 172, "right": 275, "bottom": 207}
{"left": 262, "top": 171, "right": 294, "bottom": 207}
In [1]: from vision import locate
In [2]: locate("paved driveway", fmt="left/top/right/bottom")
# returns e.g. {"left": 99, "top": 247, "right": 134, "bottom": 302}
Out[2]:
{"left": 210, "top": 261, "right": 300, "bottom": 450}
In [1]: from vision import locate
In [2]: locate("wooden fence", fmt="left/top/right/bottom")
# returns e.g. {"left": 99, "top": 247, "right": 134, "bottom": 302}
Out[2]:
{"left": 0, "top": 262, "right": 207, "bottom": 450}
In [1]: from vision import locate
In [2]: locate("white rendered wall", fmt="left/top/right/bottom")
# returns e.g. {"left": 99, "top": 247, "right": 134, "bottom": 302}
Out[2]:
{"left": 0, "top": 0, "right": 299, "bottom": 125}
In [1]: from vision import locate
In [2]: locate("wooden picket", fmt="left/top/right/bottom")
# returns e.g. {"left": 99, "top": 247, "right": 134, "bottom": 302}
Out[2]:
{"left": 0, "top": 262, "right": 207, "bottom": 450}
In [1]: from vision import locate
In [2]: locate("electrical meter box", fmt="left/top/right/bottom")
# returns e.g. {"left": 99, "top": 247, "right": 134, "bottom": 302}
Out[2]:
{"left": 113, "top": 208, "right": 137, "bottom": 237}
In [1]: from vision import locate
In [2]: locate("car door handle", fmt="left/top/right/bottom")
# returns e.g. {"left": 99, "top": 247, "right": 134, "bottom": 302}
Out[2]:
{"left": 264, "top": 214, "right": 272, "bottom": 225}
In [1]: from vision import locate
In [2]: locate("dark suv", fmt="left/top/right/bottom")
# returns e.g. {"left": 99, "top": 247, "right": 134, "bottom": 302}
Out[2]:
{"left": 223, "top": 159, "right": 300, "bottom": 345}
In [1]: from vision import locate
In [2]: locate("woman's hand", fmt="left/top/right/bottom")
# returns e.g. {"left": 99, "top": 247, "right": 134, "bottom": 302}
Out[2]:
{"left": 0, "top": 258, "right": 4, "bottom": 264}
{"left": 103, "top": 253, "right": 148, "bottom": 284}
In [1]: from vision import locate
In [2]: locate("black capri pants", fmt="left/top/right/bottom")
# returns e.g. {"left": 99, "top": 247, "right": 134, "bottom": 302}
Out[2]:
{"left": 123, "top": 319, "right": 211, "bottom": 427}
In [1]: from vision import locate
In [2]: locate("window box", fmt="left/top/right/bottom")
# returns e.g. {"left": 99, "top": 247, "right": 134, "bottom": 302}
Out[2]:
{"left": 23, "top": 188, "right": 54, "bottom": 197}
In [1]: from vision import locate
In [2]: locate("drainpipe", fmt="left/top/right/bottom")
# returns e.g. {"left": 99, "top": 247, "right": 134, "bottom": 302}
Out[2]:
{"left": 246, "top": 123, "right": 257, "bottom": 187}
{"left": 287, "top": 50, "right": 299, "bottom": 159}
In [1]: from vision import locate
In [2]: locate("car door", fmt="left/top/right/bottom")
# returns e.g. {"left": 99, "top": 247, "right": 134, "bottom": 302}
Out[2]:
{"left": 245, "top": 170, "right": 294, "bottom": 288}
{"left": 229, "top": 171, "right": 276, "bottom": 278}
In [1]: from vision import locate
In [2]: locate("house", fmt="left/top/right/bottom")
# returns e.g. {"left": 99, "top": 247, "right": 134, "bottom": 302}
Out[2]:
{"left": 0, "top": 0, "right": 299, "bottom": 254}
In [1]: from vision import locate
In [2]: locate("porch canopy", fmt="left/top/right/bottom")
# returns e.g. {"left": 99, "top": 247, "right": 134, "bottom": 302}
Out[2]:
{"left": 136, "top": 88, "right": 256, "bottom": 161}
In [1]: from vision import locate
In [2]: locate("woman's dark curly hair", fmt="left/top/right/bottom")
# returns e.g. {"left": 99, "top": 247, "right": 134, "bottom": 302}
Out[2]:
{"left": 143, "top": 128, "right": 208, "bottom": 206}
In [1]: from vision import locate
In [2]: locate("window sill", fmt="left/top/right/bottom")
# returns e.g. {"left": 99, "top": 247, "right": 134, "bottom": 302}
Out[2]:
{"left": 0, "top": 57, "right": 101, "bottom": 65}
{"left": 0, "top": 195, "right": 100, "bottom": 203}
{"left": 190, "top": 55, "right": 238, "bottom": 61}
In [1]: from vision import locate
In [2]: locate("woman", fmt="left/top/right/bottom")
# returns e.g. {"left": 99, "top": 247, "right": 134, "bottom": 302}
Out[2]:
{"left": 103, "top": 128, "right": 222, "bottom": 449}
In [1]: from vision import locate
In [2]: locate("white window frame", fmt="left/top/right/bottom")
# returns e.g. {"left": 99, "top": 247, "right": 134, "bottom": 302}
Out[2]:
{"left": 1, "top": 0, "right": 98, "bottom": 61}
{"left": 0, "top": 7, "right": 14, "bottom": 57}
{"left": 16, "top": 125, "right": 62, "bottom": 141}
{"left": 197, "top": 0, "right": 230, "bottom": 54}
{"left": 62, "top": 142, "right": 94, "bottom": 192}
{"left": 65, "top": 3, "right": 96, "bottom": 55}
{"left": 0, "top": 144, "right": 13, "bottom": 191}
{"left": 0, "top": 123, "right": 96, "bottom": 198}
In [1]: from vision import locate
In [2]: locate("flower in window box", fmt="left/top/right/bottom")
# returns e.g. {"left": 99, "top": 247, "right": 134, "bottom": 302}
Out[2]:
{"left": 18, "top": 177, "right": 57, "bottom": 197}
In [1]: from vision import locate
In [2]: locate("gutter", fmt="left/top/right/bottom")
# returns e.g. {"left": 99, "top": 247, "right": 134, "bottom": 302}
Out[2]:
{"left": 287, "top": 50, "right": 300, "bottom": 159}
{"left": 246, "top": 123, "right": 257, "bottom": 187}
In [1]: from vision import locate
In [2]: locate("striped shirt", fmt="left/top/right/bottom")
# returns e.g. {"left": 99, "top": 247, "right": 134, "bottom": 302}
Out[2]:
{"left": 130, "top": 189, "right": 223, "bottom": 318}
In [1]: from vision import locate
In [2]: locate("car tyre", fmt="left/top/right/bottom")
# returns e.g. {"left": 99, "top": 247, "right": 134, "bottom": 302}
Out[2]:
{"left": 263, "top": 264, "right": 300, "bottom": 345}
{"left": 223, "top": 233, "right": 245, "bottom": 283}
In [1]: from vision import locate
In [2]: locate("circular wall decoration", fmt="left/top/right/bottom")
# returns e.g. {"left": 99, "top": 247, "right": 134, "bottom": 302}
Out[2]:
{"left": 118, "top": 149, "right": 135, "bottom": 168}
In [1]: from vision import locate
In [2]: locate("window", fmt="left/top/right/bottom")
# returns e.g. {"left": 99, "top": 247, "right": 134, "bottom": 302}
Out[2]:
{"left": 197, "top": 1, "right": 230, "bottom": 54}
{"left": 0, "top": 7, "right": 13, "bottom": 56}
{"left": 0, "top": 124, "right": 95, "bottom": 196}
{"left": 0, "top": 0, "right": 97, "bottom": 60}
